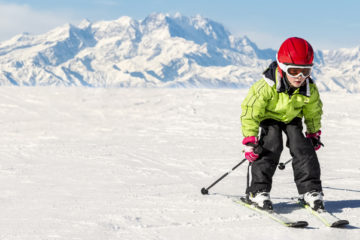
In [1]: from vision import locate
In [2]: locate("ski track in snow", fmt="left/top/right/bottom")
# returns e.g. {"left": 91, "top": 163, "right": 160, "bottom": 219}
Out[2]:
{"left": 0, "top": 87, "right": 359, "bottom": 239}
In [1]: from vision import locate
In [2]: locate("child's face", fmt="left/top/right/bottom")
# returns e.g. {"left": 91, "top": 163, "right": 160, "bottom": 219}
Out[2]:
{"left": 286, "top": 73, "right": 307, "bottom": 88}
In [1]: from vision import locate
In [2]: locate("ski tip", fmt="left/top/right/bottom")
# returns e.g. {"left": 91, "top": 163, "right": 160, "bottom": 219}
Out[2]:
{"left": 288, "top": 221, "right": 308, "bottom": 228}
{"left": 330, "top": 220, "right": 350, "bottom": 228}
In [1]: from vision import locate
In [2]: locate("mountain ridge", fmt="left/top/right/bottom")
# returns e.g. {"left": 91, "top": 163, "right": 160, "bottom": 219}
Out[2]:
{"left": 0, "top": 13, "right": 359, "bottom": 92}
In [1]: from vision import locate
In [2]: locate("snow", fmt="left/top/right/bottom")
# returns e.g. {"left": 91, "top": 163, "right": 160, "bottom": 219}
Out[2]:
{"left": 0, "top": 87, "right": 359, "bottom": 239}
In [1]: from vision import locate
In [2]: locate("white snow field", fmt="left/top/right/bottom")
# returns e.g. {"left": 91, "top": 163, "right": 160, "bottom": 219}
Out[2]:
{"left": 0, "top": 87, "right": 359, "bottom": 239}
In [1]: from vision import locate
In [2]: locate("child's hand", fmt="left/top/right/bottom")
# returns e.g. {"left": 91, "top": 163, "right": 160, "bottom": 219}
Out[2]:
{"left": 306, "top": 130, "right": 324, "bottom": 151}
{"left": 242, "top": 136, "right": 260, "bottom": 162}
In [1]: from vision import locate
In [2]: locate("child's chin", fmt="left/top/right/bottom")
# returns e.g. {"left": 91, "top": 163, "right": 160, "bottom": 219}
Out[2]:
{"left": 292, "top": 82, "right": 302, "bottom": 87}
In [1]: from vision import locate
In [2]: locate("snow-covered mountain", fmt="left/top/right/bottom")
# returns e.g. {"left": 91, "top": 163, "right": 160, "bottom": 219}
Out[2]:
{"left": 0, "top": 13, "right": 359, "bottom": 91}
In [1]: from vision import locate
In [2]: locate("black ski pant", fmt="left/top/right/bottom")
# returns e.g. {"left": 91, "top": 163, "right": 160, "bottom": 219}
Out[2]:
{"left": 246, "top": 118, "right": 322, "bottom": 195}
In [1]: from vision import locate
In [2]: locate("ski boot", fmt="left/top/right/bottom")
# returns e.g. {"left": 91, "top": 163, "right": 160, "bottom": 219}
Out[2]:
{"left": 247, "top": 192, "right": 273, "bottom": 210}
{"left": 303, "top": 190, "right": 324, "bottom": 210}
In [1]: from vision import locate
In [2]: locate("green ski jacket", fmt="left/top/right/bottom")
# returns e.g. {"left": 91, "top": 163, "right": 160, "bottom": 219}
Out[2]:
{"left": 241, "top": 61, "right": 323, "bottom": 137}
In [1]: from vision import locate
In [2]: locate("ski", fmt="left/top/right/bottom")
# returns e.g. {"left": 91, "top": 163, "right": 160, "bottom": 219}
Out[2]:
{"left": 293, "top": 197, "right": 349, "bottom": 228}
{"left": 233, "top": 197, "right": 308, "bottom": 228}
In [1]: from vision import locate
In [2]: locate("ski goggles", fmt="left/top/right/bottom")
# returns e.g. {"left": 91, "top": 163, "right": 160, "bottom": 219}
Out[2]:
{"left": 277, "top": 60, "right": 313, "bottom": 78}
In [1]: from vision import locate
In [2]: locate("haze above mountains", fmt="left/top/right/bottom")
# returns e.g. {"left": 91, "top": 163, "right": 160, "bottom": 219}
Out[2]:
{"left": 0, "top": 13, "right": 359, "bottom": 92}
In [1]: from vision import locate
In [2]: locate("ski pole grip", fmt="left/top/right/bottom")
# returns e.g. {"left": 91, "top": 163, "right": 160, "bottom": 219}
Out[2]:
{"left": 254, "top": 145, "right": 263, "bottom": 155}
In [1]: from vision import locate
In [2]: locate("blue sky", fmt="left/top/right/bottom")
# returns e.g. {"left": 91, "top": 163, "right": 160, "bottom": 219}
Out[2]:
{"left": 0, "top": 0, "right": 359, "bottom": 50}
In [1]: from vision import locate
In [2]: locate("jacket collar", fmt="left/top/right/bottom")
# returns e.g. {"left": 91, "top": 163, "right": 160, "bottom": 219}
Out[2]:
{"left": 263, "top": 61, "right": 311, "bottom": 97}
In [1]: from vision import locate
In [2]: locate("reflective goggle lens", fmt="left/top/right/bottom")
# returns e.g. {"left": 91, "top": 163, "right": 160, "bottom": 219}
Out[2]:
{"left": 287, "top": 67, "right": 311, "bottom": 77}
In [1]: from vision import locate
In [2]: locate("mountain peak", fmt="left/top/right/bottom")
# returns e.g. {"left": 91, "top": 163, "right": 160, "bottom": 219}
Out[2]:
{"left": 115, "top": 15, "right": 135, "bottom": 24}
{"left": 78, "top": 19, "right": 92, "bottom": 29}
{"left": 148, "top": 12, "right": 169, "bottom": 19}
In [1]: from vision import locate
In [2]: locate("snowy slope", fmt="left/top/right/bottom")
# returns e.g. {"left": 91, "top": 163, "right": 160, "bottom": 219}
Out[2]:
{"left": 0, "top": 87, "right": 359, "bottom": 239}
{"left": 1, "top": 13, "right": 359, "bottom": 91}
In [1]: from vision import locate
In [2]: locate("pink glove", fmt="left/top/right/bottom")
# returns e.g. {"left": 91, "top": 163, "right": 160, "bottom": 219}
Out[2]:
{"left": 306, "top": 130, "right": 323, "bottom": 151}
{"left": 242, "top": 136, "right": 259, "bottom": 162}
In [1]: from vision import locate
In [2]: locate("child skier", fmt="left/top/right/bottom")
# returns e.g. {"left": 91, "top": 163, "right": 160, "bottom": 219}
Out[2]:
{"left": 241, "top": 37, "right": 324, "bottom": 211}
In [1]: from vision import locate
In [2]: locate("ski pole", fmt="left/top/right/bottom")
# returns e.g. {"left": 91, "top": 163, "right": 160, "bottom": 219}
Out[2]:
{"left": 201, "top": 158, "right": 247, "bottom": 195}
{"left": 278, "top": 158, "right": 293, "bottom": 170}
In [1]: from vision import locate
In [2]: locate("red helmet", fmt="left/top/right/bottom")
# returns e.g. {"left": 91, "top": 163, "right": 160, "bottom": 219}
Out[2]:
{"left": 277, "top": 37, "right": 314, "bottom": 65}
{"left": 277, "top": 37, "right": 314, "bottom": 77}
